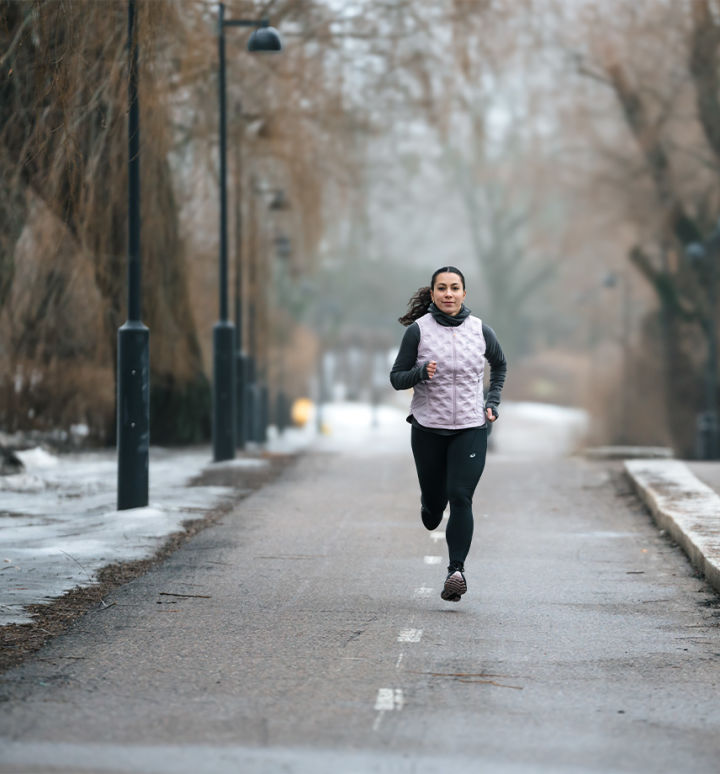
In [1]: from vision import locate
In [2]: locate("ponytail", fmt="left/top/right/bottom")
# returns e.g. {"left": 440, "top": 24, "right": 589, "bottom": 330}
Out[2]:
{"left": 398, "top": 286, "right": 432, "bottom": 326}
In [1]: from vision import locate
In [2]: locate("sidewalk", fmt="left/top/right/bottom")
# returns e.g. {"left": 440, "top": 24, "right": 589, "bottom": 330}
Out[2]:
{"left": 4, "top": 402, "right": 720, "bottom": 672}
{"left": 624, "top": 457, "right": 720, "bottom": 595}
{"left": 0, "top": 403, "right": 411, "bottom": 671}
{"left": 0, "top": 400, "right": 587, "bottom": 630}
{"left": 2, "top": 404, "right": 720, "bottom": 773}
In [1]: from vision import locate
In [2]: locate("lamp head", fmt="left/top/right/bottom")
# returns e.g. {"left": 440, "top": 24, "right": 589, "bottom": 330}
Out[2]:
{"left": 247, "top": 23, "right": 283, "bottom": 52}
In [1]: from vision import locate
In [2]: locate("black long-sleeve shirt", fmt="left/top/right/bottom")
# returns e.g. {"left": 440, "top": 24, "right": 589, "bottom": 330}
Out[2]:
{"left": 390, "top": 319, "right": 507, "bottom": 412}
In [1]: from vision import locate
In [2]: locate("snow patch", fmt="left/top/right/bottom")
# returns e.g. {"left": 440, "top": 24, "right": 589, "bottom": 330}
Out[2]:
{"left": 0, "top": 446, "right": 236, "bottom": 625}
{"left": 205, "top": 458, "right": 269, "bottom": 470}
{"left": 0, "top": 473, "right": 49, "bottom": 493}
{"left": 491, "top": 402, "right": 589, "bottom": 458}
{"left": 16, "top": 447, "right": 59, "bottom": 469}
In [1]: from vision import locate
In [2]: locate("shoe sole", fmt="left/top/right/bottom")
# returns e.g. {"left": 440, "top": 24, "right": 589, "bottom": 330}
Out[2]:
{"left": 441, "top": 571, "right": 467, "bottom": 602}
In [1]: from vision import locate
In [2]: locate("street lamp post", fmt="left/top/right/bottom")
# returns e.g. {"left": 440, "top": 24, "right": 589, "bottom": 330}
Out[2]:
{"left": 213, "top": 1, "right": 235, "bottom": 461}
{"left": 245, "top": 181, "right": 261, "bottom": 443}
{"left": 213, "top": 3, "right": 282, "bottom": 461}
{"left": 232, "top": 117, "right": 250, "bottom": 448}
{"left": 259, "top": 191, "right": 290, "bottom": 442}
{"left": 274, "top": 233, "right": 292, "bottom": 435}
{"left": 687, "top": 225, "right": 720, "bottom": 459}
{"left": 245, "top": 186, "right": 289, "bottom": 443}
{"left": 117, "top": 0, "right": 150, "bottom": 510}
{"left": 602, "top": 272, "right": 632, "bottom": 444}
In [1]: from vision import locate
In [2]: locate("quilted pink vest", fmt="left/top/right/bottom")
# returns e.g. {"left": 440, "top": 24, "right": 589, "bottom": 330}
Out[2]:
{"left": 410, "top": 313, "right": 486, "bottom": 429}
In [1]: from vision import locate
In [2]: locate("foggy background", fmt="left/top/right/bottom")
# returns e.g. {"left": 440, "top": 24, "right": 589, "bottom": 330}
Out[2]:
{"left": 2, "top": 0, "right": 717, "bottom": 457}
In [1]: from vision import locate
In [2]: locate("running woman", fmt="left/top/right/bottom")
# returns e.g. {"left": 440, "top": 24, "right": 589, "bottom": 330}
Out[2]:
{"left": 390, "top": 266, "right": 507, "bottom": 602}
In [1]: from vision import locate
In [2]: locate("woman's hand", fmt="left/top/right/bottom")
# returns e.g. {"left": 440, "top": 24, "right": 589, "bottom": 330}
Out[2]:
{"left": 425, "top": 360, "right": 437, "bottom": 380}
{"left": 485, "top": 407, "right": 498, "bottom": 423}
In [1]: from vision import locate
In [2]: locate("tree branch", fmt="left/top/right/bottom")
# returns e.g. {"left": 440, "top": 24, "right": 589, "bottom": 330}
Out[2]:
{"left": 603, "top": 59, "right": 702, "bottom": 246}
{"left": 689, "top": 0, "right": 720, "bottom": 165}
{"left": 629, "top": 245, "right": 697, "bottom": 321}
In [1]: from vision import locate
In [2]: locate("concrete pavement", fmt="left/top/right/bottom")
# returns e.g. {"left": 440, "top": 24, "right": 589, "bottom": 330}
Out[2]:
{"left": 0, "top": 430, "right": 719, "bottom": 773}
{"left": 625, "top": 458, "right": 720, "bottom": 595}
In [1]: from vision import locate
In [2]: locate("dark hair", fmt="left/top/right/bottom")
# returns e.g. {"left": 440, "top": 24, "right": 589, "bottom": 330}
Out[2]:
{"left": 398, "top": 266, "right": 466, "bottom": 326}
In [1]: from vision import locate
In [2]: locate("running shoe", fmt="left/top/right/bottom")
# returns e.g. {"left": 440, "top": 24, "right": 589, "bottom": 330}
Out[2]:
{"left": 441, "top": 564, "right": 467, "bottom": 602}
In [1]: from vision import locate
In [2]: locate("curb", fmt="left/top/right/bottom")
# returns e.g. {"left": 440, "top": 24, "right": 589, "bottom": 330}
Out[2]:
{"left": 584, "top": 445, "right": 673, "bottom": 460}
{"left": 625, "top": 459, "right": 720, "bottom": 594}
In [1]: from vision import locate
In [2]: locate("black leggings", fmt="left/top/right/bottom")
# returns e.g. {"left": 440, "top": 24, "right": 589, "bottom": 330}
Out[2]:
{"left": 410, "top": 425, "right": 487, "bottom": 566}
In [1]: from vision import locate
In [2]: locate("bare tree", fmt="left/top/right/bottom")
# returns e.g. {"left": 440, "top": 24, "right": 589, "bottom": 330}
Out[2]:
{"left": 559, "top": 0, "right": 720, "bottom": 453}
{"left": 0, "top": 0, "right": 390, "bottom": 437}
{"left": 0, "top": 0, "right": 212, "bottom": 441}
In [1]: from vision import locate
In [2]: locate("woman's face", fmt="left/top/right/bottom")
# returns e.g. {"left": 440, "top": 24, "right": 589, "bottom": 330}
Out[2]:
{"left": 431, "top": 272, "right": 466, "bottom": 316}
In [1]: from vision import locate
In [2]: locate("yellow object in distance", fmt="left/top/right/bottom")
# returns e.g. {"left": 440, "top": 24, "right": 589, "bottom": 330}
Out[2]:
{"left": 291, "top": 397, "right": 313, "bottom": 427}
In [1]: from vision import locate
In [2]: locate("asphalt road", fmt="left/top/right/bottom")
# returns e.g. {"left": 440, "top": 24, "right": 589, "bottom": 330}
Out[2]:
{"left": 1, "top": 437, "right": 719, "bottom": 773}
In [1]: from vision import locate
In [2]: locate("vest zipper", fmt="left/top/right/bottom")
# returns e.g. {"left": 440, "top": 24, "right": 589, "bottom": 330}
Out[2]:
{"left": 452, "top": 328, "right": 457, "bottom": 425}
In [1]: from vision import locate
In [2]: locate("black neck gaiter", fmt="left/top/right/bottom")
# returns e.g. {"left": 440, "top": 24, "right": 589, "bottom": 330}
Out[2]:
{"left": 428, "top": 302, "right": 471, "bottom": 327}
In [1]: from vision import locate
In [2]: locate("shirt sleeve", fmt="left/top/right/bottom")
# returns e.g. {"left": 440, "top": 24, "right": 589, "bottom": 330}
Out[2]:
{"left": 389, "top": 323, "right": 429, "bottom": 390}
{"left": 483, "top": 323, "right": 507, "bottom": 410}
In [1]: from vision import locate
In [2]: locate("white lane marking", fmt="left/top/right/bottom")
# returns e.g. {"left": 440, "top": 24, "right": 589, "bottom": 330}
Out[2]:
{"left": 374, "top": 688, "right": 404, "bottom": 711}
{"left": 414, "top": 586, "right": 433, "bottom": 597}
{"left": 397, "top": 628, "right": 423, "bottom": 643}
{"left": 372, "top": 711, "right": 385, "bottom": 732}
{"left": 396, "top": 652, "right": 404, "bottom": 669}
{"left": 424, "top": 555, "right": 442, "bottom": 565}
{"left": 429, "top": 531, "right": 445, "bottom": 543}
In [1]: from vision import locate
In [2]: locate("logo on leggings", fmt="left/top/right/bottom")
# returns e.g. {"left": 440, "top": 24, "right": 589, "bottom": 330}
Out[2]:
{"left": 469, "top": 452, "right": 476, "bottom": 458}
